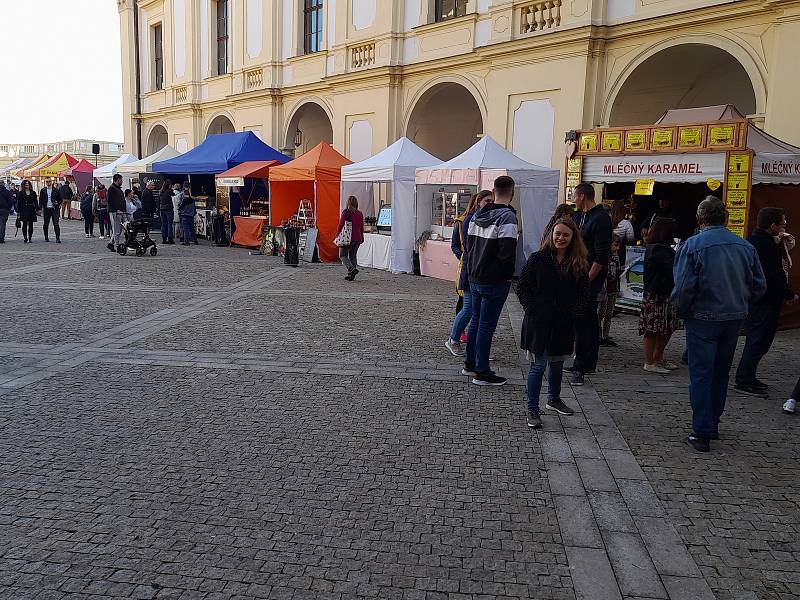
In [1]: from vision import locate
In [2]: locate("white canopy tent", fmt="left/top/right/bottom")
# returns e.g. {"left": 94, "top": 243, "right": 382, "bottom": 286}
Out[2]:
{"left": 93, "top": 153, "right": 138, "bottom": 185}
{"left": 415, "top": 135, "right": 560, "bottom": 268}
{"left": 117, "top": 146, "right": 181, "bottom": 174}
{"left": 341, "top": 137, "right": 440, "bottom": 273}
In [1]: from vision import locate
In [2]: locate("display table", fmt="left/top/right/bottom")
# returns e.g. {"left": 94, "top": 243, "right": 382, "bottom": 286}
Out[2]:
{"left": 419, "top": 239, "right": 458, "bottom": 282}
{"left": 357, "top": 232, "right": 392, "bottom": 270}
{"left": 232, "top": 215, "right": 268, "bottom": 247}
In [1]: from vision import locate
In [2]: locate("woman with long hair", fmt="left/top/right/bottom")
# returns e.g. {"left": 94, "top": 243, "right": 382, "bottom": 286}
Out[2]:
{"left": 517, "top": 218, "right": 590, "bottom": 428}
{"left": 80, "top": 185, "right": 95, "bottom": 237}
{"left": 639, "top": 217, "right": 681, "bottom": 373}
{"left": 335, "top": 195, "right": 365, "bottom": 280}
{"left": 540, "top": 203, "right": 575, "bottom": 246}
{"left": 610, "top": 198, "right": 634, "bottom": 266}
{"left": 17, "top": 180, "right": 38, "bottom": 243}
{"left": 93, "top": 185, "right": 111, "bottom": 239}
{"left": 445, "top": 189, "right": 493, "bottom": 356}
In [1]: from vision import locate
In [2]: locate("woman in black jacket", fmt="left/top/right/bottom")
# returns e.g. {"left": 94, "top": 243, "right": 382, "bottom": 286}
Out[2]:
{"left": 517, "top": 218, "right": 590, "bottom": 428}
{"left": 639, "top": 217, "right": 681, "bottom": 373}
{"left": 17, "top": 180, "right": 39, "bottom": 243}
{"left": 80, "top": 185, "right": 95, "bottom": 237}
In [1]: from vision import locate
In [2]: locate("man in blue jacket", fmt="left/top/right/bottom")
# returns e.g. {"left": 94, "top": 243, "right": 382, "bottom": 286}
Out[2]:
{"left": 463, "top": 176, "right": 518, "bottom": 386}
{"left": 672, "top": 196, "right": 766, "bottom": 452}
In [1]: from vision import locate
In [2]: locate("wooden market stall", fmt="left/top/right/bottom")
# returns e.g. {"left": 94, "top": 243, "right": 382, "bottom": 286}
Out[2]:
{"left": 565, "top": 104, "right": 800, "bottom": 327}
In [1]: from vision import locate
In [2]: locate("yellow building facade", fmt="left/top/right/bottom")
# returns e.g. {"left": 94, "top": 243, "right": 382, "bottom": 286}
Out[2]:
{"left": 116, "top": 0, "right": 800, "bottom": 174}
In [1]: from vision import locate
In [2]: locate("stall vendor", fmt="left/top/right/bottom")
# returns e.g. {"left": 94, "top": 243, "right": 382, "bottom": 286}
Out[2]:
{"left": 640, "top": 197, "right": 677, "bottom": 239}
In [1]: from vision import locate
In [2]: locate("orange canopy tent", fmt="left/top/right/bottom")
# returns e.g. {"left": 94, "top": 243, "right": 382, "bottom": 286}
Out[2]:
{"left": 31, "top": 152, "right": 78, "bottom": 178}
{"left": 268, "top": 142, "right": 352, "bottom": 262}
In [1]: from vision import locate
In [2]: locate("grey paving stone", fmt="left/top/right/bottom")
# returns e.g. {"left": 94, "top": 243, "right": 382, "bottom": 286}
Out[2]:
{"left": 540, "top": 432, "right": 574, "bottom": 463}
{"left": 661, "top": 575, "right": 716, "bottom": 600}
{"left": 546, "top": 462, "right": 585, "bottom": 497}
{"left": 601, "top": 448, "right": 647, "bottom": 481}
{"left": 575, "top": 458, "right": 618, "bottom": 493}
{"left": 588, "top": 491, "right": 637, "bottom": 533}
{"left": 616, "top": 479, "right": 666, "bottom": 517}
{"left": 602, "top": 531, "right": 667, "bottom": 599}
{"left": 565, "top": 427, "right": 604, "bottom": 459}
{"left": 565, "top": 546, "right": 622, "bottom": 600}
{"left": 553, "top": 495, "right": 603, "bottom": 549}
{"left": 635, "top": 516, "right": 701, "bottom": 577}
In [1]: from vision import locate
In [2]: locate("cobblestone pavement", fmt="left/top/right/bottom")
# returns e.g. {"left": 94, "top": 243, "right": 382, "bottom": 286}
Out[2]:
{"left": 0, "top": 220, "right": 797, "bottom": 600}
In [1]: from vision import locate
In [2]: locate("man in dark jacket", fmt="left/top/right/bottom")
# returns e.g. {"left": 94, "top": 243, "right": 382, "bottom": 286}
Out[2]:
{"left": 39, "top": 179, "right": 62, "bottom": 243}
{"left": 140, "top": 181, "right": 156, "bottom": 217}
{"left": 734, "top": 207, "right": 798, "bottom": 395}
{"left": 0, "top": 182, "right": 13, "bottom": 243}
{"left": 106, "top": 174, "right": 126, "bottom": 251}
{"left": 463, "top": 175, "right": 518, "bottom": 386}
{"left": 59, "top": 180, "right": 74, "bottom": 219}
{"left": 570, "top": 183, "right": 612, "bottom": 385}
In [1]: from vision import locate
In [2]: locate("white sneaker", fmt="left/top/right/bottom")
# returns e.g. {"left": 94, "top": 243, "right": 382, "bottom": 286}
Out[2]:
{"left": 445, "top": 338, "right": 465, "bottom": 357}
{"left": 644, "top": 363, "right": 670, "bottom": 374}
{"left": 660, "top": 361, "right": 680, "bottom": 370}
{"left": 99, "top": 235, "right": 104, "bottom": 239}
{"left": 783, "top": 398, "right": 796, "bottom": 414}
{"left": 85, "top": 234, "right": 90, "bottom": 238}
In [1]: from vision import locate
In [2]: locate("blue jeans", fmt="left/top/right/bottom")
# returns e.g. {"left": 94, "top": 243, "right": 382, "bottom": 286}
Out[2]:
{"left": 465, "top": 282, "right": 511, "bottom": 375}
{"left": 181, "top": 216, "right": 196, "bottom": 242}
{"left": 527, "top": 352, "right": 564, "bottom": 412}
{"left": 685, "top": 318, "right": 743, "bottom": 438}
{"left": 450, "top": 289, "right": 472, "bottom": 341}
{"left": 161, "top": 210, "right": 174, "bottom": 241}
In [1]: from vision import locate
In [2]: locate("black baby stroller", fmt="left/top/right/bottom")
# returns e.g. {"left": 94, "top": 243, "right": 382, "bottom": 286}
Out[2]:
{"left": 118, "top": 211, "right": 158, "bottom": 257}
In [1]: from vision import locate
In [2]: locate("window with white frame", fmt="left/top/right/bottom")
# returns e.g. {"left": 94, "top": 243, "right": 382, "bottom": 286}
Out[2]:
{"left": 303, "top": 0, "right": 324, "bottom": 54}
{"left": 435, "top": 0, "right": 468, "bottom": 21}
{"left": 153, "top": 23, "right": 164, "bottom": 90}
{"left": 216, "top": 0, "right": 229, "bottom": 75}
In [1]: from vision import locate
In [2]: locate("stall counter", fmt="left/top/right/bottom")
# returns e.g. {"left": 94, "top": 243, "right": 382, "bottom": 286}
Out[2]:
{"left": 357, "top": 233, "right": 392, "bottom": 271}
{"left": 419, "top": 239, "right": 458, "bottom": 282}
{"left": 232, "top": 215, "right": 268, "bottom": 248}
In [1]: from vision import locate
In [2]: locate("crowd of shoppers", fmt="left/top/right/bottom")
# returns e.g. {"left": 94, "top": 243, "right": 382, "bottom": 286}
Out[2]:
{"left": 443, "top": 180, "right": 796, "bottom": 452}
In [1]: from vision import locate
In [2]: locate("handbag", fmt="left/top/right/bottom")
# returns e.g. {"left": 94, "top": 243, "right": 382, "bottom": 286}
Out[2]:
{"left": 334, "top": 215, "right": 353, "bottom": 247}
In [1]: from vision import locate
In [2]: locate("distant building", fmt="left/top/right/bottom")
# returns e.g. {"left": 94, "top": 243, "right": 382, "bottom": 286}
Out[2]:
{"left": 0, "top": 140, "right": 124, "bottom": 171}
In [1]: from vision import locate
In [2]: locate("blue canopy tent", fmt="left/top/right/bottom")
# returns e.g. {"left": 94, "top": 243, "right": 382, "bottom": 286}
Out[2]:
{"left": 152, "top": 131, "right": 290, "bottom": 174}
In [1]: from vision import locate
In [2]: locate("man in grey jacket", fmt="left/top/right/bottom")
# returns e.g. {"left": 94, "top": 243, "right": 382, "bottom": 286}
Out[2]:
{"left": 671, "top": 196, "right": 766, "bottom": 452}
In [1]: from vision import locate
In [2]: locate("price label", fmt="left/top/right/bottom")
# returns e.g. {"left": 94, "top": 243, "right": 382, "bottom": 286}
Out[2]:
{"left": 625, "top": 130, "right": 647, "bottom": 151}
{"left": 727, "top": 173, "right": 748, "bottom": 190}
{"left": 580, "top": 134, "right": 598, "bottom": 152}
{"left": 651, "top": 128, "right": 674, "bottom": 149}
{"left": 710, "top": 125, "right": 736, "bottom": 146}
{"left": 635, "top": 179, "right": 655, "bottom": 196}
{"left": 678, "top": 126, "right": 703, "bottom": 148}
{"left": 728, "top": 154, "right": 750, "bottom": 172}
{"left": 728, "top": 225, "right": 746, "bottom": 238}
{"left": 602, "top": 132, "right": 622, "bottom": 152}
{"left": 726, "top": 189, "right": 748, "bottom": 208}
{"left": 727, "top": 208, "right": 747, "bottom": 227}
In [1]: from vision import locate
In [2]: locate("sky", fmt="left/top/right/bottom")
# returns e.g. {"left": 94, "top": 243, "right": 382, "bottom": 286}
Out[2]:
{"left": 0, "top": 0, "right": 124, "bottom": 144}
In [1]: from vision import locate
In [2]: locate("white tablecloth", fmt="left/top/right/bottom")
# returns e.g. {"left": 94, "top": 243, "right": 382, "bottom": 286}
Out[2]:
{"left": 357, "top": 233, "right": 392, "bottom": 270}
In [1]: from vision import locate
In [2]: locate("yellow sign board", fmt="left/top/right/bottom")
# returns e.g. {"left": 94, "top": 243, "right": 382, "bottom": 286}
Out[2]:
{"left": 709, "top": 125, "right": 736, "bottom": 147}
{"left": 635, "top": 179, "right": 656, "bottom": 196}
{"left": 651, "top": 128, "right": 674, "bottom": 149}
{"left": 726, "top": 189, "right": 748, "bottom": 208}
{"left": 728, "top": 208, "right": 747, "bottom": 227}
{"left": 625, "top": 130, "right": 647, "bottom": 151}
{"left": 728, "top": 154, "right": 750, "bottom": 173}
{"left": 678, "top": 127, "right": 703, "bottom": 148}
{"left": 580, "top": 133, "right": 598, "bottom": 152}
{"left": 601, "top": 132, "right": 622, "bottom": 152}
{"left": 706, "top": 178, "right": 721, "bottom": 191}
{"left": 727, "top": 173, "right": 748, "bottom": 190}
{"left": 728, "top": 225, "right": 746, "bottom": 238}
